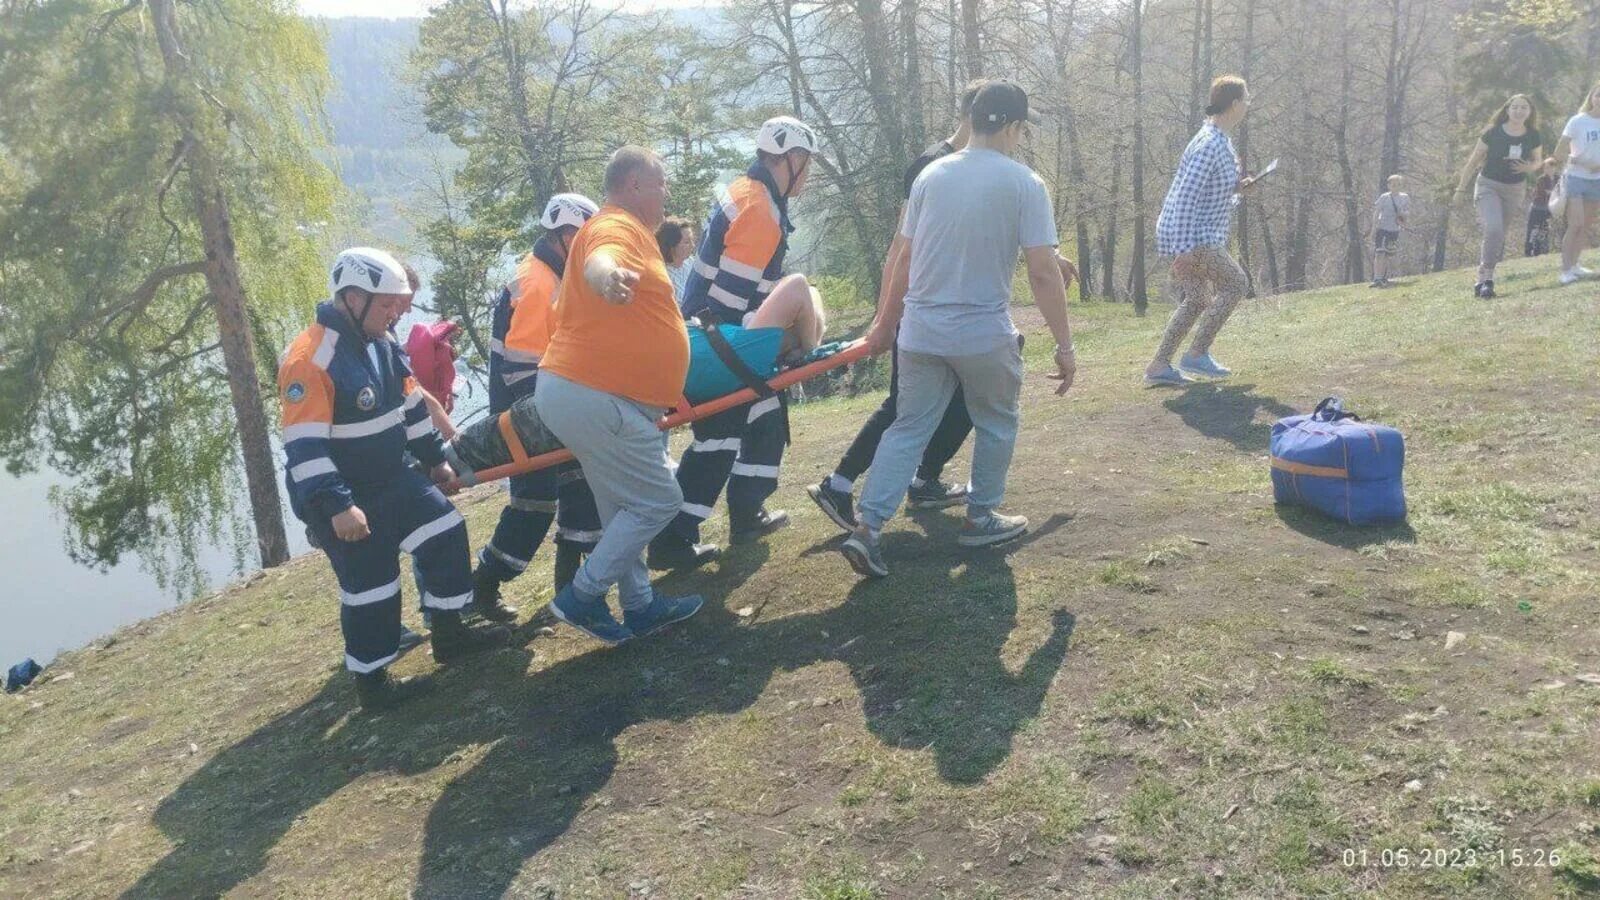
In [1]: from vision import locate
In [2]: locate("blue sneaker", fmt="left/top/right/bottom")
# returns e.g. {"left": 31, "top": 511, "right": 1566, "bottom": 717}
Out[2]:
{"left": 549, "top": 585, "right": 633, "bottom": 646}
{"left": 622, "top": 591, "right": 705, "bottom": 637}
{"left": 1177, "top": 352, "right": 1233, "bottom": 379}
{"left": 1143, "top": 364, "right": 1194, "bottom": 387}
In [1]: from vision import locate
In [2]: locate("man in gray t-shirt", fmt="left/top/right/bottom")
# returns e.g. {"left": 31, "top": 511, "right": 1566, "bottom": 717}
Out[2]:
{"left": 897, "top": 145, "right": 1060, "bottom": 356}
{"left": 841, "top": 80, "right": 1079, "bottom": 579}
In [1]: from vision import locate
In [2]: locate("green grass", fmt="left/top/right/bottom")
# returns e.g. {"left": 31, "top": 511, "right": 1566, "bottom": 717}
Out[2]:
{"left": 3, "top": 251, "right": 1600, "bottom": 897}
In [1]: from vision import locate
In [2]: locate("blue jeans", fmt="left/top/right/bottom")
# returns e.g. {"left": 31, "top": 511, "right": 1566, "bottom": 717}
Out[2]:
{"left": 857, "top": 340, "right": 1024, "bottom": 530}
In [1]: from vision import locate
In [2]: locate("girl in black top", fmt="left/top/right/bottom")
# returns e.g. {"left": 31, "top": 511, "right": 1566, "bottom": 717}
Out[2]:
{"left": 1455, "top": 94, "right": 1544, "bottom": 298}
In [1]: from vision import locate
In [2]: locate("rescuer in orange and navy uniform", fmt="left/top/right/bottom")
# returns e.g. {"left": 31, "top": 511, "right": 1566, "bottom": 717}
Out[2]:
{"left": 476, "top": 194, "right": 603, "bottom": 609}
{"left": 647, "top": 116, "right": 821, "bottom": 570}
{"left": 279, "top": 247, "right": 509, "bottom": 710}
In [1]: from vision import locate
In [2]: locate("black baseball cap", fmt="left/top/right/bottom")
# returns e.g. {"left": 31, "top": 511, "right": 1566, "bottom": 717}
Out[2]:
{"left": 970, "top": 79, "right": 1040, "bottom": 128}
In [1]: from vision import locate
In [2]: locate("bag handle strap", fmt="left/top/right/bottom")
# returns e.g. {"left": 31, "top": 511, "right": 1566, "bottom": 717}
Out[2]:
{"left": 1311, "top": 396, "right": 1361, "bottom": 423}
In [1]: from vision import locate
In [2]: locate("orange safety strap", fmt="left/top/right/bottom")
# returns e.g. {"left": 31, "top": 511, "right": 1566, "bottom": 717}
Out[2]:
{"left": 1270, "top": 456, "right": 1348, "bottom": 479}
{"left": 496, "top": 411, "right": 530, "bottom": 464}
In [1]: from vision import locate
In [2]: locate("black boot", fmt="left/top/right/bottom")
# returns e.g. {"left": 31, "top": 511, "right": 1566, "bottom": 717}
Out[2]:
{"left": 647, "top": 532, "right": 721, "bottom": 571}
{"left": 470, "top": 565, "right": 519, "bottom": 623}
{"left": 355, "top": 668, "right": 433, "bottom": 711}
{"left": 730, "top": 506, "right": 790, "bottom": 545}
{"left": 430, "top": 611, "right": 511, "bottom": 665}
{"left": 554, "top": 541, "right": 584, "bottom": 593}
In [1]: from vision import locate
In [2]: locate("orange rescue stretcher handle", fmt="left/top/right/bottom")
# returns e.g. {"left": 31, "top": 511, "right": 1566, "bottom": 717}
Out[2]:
{"left": 460, "top": 340, "right": 873, "bottom": 485}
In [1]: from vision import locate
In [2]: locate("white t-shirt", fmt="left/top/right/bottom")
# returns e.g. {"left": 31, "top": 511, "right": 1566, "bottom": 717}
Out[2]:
{"left": 898, "top": 148, "right": 1058, "bottom": 356}
{"left": 1373, "top": 192, "right": 1410, "bottom": 230}
{"left": 1562, "top": 113, "right": 1600, "bottom": 180}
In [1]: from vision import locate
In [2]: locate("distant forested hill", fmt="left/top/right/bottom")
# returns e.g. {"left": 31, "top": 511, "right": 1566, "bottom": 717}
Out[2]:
{"left": 318, "top": 17, "right": 451, "bottom": 245}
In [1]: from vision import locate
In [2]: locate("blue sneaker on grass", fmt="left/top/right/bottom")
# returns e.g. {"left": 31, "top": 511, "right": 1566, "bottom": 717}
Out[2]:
{"left": 550, "top": 584, "right": 633, "bottom": 646}
{"left": 1177, "top": 352, "right": 1232, "bottom": 379}
{"left": 1143, "top": 364, "right": 1194, "bottom": 388}
{"left": 622, "top": 591, "right": 705, "bottom": 637}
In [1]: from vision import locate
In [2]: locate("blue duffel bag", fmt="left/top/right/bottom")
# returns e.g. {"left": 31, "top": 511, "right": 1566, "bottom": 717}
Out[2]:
{"left": 1270, "top": 397, "right": 1406, "bottom": 525}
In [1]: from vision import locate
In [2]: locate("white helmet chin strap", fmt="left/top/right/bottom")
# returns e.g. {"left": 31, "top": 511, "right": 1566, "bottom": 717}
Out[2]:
{"left": 340, "top": 289, "right": 377, "bottom": 340}
{"left": 780, "top": 152, "right": 810, "bottom": 200}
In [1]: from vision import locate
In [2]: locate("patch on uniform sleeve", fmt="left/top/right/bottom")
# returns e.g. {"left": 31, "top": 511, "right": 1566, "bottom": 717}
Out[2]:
{"left": 284, "top": 382, "right": 307, "bottom": 404}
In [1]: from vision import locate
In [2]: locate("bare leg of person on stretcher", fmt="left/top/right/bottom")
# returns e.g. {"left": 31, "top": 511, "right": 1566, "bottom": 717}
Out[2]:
{"left": 650, "top": 275, "right": 827, "bottom": 569}
{"left": 746, "top": 275, "right": 826, "bottom": 361}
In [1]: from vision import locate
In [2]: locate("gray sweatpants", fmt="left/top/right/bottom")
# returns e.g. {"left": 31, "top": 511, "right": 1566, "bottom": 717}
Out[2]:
{"left": 533, "top": 372, "right": 679, "bottom": 610}
{"left": 1475, "top": 174, "right": 1526, "bottom": 281}
{"left": 857, "top": 339, "right": 1024, "bottom": 531}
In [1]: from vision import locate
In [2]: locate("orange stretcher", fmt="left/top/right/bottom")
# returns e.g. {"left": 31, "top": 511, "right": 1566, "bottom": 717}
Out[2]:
{"left": 460, "top": 339, "right": 872, "bottom": 485}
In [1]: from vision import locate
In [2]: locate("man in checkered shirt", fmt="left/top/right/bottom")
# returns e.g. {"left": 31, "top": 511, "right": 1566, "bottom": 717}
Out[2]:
{"left": 1145, "top": 75, "right": 1261, "bottom": 387}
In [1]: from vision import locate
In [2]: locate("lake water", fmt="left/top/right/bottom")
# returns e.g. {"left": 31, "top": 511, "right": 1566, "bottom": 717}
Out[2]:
{"left": 0, "top": 286, "right": 489, "bottom": 669}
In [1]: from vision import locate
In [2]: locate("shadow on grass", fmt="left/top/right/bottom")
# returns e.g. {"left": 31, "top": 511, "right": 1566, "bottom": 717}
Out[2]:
{"left": 1275, "top": 503, "right": 1416, "bottom": 551}
{"left": 799, "top": 508, "right": 1076, "bottom": 559}
{"left": 126, "top": 534, "right": 1074, "bottom": 899}
{"left": 1162, "top": 382, "right": 1299, "bottom": 453}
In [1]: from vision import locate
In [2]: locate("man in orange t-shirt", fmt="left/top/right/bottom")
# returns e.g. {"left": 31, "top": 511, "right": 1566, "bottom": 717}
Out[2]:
{"left": 533, "top": 146, "right": 704, "bottom": 646}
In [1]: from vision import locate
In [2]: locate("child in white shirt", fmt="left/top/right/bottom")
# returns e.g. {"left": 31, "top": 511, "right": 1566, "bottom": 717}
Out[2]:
{"left": 1371, "top": 174, "right": 1411, "bottom": 287}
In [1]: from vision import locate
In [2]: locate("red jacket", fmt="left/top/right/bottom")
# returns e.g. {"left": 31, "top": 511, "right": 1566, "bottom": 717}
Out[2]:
{"left": 405, "top": 321, "right": 461, "bottom": 413}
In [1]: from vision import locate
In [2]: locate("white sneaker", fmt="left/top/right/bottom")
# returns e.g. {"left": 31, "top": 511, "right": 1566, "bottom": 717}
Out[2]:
{"left": 1575, "top": 265, "right": 1595, "bottom": 278}
{"left": 1560, "top": 269, "right": 1581, "bottom": 286}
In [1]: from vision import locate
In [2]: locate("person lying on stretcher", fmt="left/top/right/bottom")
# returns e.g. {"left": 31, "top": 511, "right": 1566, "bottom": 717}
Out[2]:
{"left": 445, "top": 283, "right": 829, "bottom": 479}
{"left": 684, "top": 278, "right": 825, "bottom": 402}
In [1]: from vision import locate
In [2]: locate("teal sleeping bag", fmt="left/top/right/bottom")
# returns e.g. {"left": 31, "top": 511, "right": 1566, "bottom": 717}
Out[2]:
{"left": 684, "top": 325, "right": 784, "bottom": 403}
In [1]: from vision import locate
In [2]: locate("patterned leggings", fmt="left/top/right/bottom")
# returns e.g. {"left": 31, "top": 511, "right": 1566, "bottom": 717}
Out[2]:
{"left": 1153, "top": 246, "right": 1248, "bottom": 365}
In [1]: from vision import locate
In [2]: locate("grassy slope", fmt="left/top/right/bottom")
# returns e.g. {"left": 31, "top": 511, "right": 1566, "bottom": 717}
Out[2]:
{"left": 3, "top": 254, "right": 1600, "bottom": 899}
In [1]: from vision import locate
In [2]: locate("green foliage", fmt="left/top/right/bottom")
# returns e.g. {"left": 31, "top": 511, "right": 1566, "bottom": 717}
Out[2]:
{"left": 408, "top": 1, "right": 744, "bottom": 345}
{"left": 1457, "top": 0, "right": 1581, "bottom": 135}
{"left": 0, "top": 0, "right": 339, "bottom": 590}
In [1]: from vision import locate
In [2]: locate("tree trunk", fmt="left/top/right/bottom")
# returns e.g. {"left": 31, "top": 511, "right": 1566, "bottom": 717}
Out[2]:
{"left": 902, "top": 0, "right": 926, "bottom": 152}
{"left": 1235, "top": 0, "right": 1257, "bottom": 296}
{"left": 854, "top": 0, "right": 906, "bottom": 169}
{"left": 1042, "top": 0, "right": 1091, "bottom": 298}
{"left": 1283, "top": 59, "right": 1312, "bottom": 291}
{"left": 771, "top": 0, "right": 884, "bottom": 289}
{"left": 1188, "top": 0, "right": 1202, "bottom": 132}
{"left": 1336, "top": 25, "right": 1363, "bottom": 284}
{"left": 149, "top": 0, "right": 289, "bottom": 568}
{"left": 1379, "top": 0, "right": 1405, "bottom": 190}
{"left": 961, "top": 0, "right": 983, "bottom": 77}
{"left": 1188, "top": 0, "right": 1213, "bottom": 133}
{"left": 1066, "top": 105, "right": 1094, "bottom": 300}
{"left": 1286, "top": 190, "right": 1311, "bottom": 291}
{"left": 946, "top": 0, "right": 958, "bottom": 101}
{"left": 487, "top": 0, "right": 554, "bottom": 202}
{"left": 1433, "top": 78, "right": 1461, "bottom": 271}
{"left": 1103, "top": 141, "right": 1122, "bottom": 301}
{"left": 1129, "top": 0, "right": 1148, "bottom": 313}
{"left": 1261, "top": 205, "right": 1281, "bottom": 291}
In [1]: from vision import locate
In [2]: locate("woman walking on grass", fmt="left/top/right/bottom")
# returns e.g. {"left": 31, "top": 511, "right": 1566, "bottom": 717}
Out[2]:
{"left": 1144, "top": 75, "right": 1259, "bottom": 387}
{"left": 1551, "top": 83, "right": 1600, "bottom": 285}
{"left": 1454, "top": 94, "right": 1544, "bottom": 299}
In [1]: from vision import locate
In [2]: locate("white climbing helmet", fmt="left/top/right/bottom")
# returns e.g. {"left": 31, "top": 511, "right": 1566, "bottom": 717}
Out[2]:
{"left": 328, "top": 247, "right": 411, "bottom": 297}
{"left": 756, "top": 116, "right": 819, "bottom": 157}
{"left": 540, "top": 193, "right": 599, "bottom": 231}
